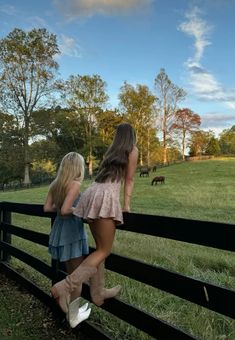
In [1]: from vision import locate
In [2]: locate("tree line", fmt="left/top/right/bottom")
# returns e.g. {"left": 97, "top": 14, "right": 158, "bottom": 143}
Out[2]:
{"left": 0, "top": 28, "right": 234, "bottom": 186}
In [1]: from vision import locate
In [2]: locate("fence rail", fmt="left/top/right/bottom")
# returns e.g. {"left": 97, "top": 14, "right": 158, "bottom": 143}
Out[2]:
{"left": 0, "top": 201, "right": 235, "bottom": 339}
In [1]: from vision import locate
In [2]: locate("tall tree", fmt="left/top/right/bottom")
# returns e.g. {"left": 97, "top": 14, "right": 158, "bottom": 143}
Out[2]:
{"left": 0, "top": 111, "right": 24, "bottom": 185}
{"left": 171, "top": 108, "right": 201, "bottom": 160}
{"left": 154, "top": 68, "right": 186, "bottom": 164}
{"left": 118, "top": 82, "right": 157, "bottom": 166}
{"left": 219, "top": 127, "right": 235, "bottom": 155}
{"left": 205, "top": 136, "right": 221, "bottom": 155}
{"left": 60, "top": 74, "right": 108, "bottom": 176}
{"left": 0, "top": 28, "right": 59, "bottom": 184}
{"left": 31, "top": 106, "right": 85, "bottom": 160}
{"left": 189, "top": 130, "right": 212, "bottom": 156}
{"left": 96, "top": 109, "right": 123, "bottom": 146}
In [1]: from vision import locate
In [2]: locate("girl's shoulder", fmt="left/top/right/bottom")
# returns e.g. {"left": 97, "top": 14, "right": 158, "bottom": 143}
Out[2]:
{"left": 129, "top": 145, "right": 139, "bottom": 157}
{"left": 133, "top": 145, "right": 138, "bottom": 153}
{"left": 66, "top": 180, "right": 81, "bottom": 192}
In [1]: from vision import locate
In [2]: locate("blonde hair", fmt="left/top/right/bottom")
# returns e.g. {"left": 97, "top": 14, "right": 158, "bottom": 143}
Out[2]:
{"left": 50, "top": 152, "right": 85, "bottom": 209}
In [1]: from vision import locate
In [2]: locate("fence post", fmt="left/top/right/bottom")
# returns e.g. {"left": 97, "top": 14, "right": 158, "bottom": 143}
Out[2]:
{"left": 0, "top": 206, "right": 12, "bottom": 262}
{"left": 0, "top": 202, "right": 2, "bottom": 261}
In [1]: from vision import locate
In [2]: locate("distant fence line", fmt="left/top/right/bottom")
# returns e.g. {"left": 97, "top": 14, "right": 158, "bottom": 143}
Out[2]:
{"left": 1, "top": 157, "right": 225, "bottom": 193}
{"left": 0, "top": 201, "right": 235, "bottom": 339}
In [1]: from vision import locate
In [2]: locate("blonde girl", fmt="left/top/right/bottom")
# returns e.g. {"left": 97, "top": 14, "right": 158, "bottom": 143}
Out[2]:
{"left": 44, "top": 152, "right": 90, "bottom": 327}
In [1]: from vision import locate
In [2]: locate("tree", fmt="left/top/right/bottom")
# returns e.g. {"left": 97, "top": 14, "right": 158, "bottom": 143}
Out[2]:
{"left": 154, "top": 68, "right": 186, "bottom": 164}
{"left": 118, "top": 82, "right": 157, "bottom": 166}
{"left": 205, "top": 136, "right": 221, "bottom": 155}
{"left": 0, "top": 111, "right": 24, "bottom": 185}
{"left": 219, "top": 127, "right": 235, "bottom": 155}
{"left": 31, "top": 106, "right": 85, "bottom": 160}
{"left": 96, "top": 109, "right": 123, "bottom": 146}
{"left": 0, "top": 28, "right": 59, "bottom": 184}
{"left": 60, "top": 74, "right": 109, "bottom": 176}
{"left": 94, "top": 109, "right": 124, "bottom": 162}
{"left": 189, "top": 130, "right": 212, "bottom": 156}
{"left": 171, "top": 108, "right": 201, "bottom": 160}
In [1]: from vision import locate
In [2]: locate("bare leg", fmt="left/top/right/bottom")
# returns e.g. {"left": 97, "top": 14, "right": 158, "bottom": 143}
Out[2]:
{"left": 82, "top": 218, "right": 116, "bottom": 268}
{"left": 87, "top": 219, "right": 121, "bottom": 305}
{"left": 66, "top": 219, "right": 116, "bottom": 303}
{"left": 65, "top": 257, "right": 85, "bottom": 274}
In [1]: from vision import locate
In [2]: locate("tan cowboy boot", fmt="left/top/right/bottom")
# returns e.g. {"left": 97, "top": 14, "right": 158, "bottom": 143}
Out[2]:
{"left": 90, "top": 261, "right": 121, "bottom": 306}
{"left": 51, "top": 263, "right": 97, "bottom": 313}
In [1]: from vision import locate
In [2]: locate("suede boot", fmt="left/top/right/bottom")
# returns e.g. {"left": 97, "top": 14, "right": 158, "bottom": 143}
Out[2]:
{"left": 51, "top": 263, "right": 97, "bottom": 313}
{"left": 90, "top": 261, "right": 121, "bottom": 306}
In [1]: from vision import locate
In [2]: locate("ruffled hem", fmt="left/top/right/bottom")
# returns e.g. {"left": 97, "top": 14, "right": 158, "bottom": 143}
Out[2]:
{"left": 49, "top": 240, "right": 89, "bottom": 262}
{"left": 49, "top": 215, "right": 88, "bottom": 246}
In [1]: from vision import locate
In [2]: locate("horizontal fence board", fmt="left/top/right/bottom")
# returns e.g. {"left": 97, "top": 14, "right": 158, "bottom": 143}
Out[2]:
{"left": 104, "top": 251, "right": 235, "bottom": 319}
{"left": 2, "top": 202, "right": 235, "bottom": 252}
{"left": 80, "top": 321, "right": 115, "bottom": 340}
{"left": 1, "top": 223, "right": 49, "bottom": 247}
{"left": 0, "top": 241, "right": 53, "bottom": 279}
{"left": 80, "top": 285, "right": 196, "bottom": 340}
{"left": 121, "top": 212, "right": 235, "bottom": 251}
{"left": 1, "top": 201, "right": 54, "bottom": 218}
{"left": 102, "top": 296, "right": 196, "bottom": 340}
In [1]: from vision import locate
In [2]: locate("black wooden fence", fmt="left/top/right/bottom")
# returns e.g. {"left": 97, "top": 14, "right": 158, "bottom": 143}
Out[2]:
{"left": 0, "top": 201, "right": 235, "bottom": 339}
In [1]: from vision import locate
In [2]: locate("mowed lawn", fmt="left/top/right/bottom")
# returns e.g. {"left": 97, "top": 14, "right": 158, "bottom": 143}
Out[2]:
{"left": 0, "top": 158, "right": 235, "bottom": 340}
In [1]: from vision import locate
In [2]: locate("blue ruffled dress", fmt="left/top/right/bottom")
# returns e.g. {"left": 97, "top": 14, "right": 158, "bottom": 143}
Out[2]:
{"left": 48, "top": 195, "right": 89, "bottom": 262}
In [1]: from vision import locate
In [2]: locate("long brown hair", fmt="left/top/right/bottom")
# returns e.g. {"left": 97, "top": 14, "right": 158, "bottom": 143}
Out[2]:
{"left": 95, "top": 123, "right": 136, "bottom": 183}
{"left": 50, "top": 152, "right": 85, "bottom": 209}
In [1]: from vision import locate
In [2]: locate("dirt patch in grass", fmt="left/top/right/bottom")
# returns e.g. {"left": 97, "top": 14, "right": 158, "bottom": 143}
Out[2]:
{"left": 0, "top": 271, "right": 89, "bottom": 340}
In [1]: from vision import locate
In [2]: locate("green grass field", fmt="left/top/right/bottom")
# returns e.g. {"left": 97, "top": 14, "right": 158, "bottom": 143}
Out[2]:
{"left": 0, "top": 158, "right": 235, "bottom": 339}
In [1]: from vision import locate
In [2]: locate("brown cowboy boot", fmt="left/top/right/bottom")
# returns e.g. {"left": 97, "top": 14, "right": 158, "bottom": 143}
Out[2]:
{"left": 90, "top": 261, "right": 121, "bottom": 306}
{"left": 51, "top": 263, "right": 97, "bottom": 313}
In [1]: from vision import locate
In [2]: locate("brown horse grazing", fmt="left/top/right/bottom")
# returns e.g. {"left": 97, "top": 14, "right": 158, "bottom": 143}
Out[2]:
{"left": 151, "top": 176, "right": 165, "bottom": 185}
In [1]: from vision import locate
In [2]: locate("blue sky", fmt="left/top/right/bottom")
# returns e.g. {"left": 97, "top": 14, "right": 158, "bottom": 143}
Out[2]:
{"left": 1, "top": 0, "right": 235, "bottom": 136}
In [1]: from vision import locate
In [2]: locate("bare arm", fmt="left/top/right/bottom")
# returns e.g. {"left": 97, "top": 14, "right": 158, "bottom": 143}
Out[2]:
{"left": 43, "top": 190, "right": 57, "bottom": 213}
{"left": 60, "top": 181, "right": 81, "bottom": 216}
{"left": 123, "top": 146, "right": 139, "bottom": 212}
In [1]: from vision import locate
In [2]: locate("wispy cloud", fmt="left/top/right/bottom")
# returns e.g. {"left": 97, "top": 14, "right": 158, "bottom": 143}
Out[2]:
{"left": 0, "top": 4, "right": 17, "bottom": 16}
{"left": 178, "top": 6, "right": 212, "bottom": 67}
{"left": 53, "top": 0, "right": 153, "bottom": 20}
{"left": 201, "top": 112, "right": 235, "bottom": 128}
{"left": 26, "top": 16, "right": 50, "bottom": 29}
{"left": 59, "top": 34, "right": 82, "bottom": 57}
{"left": 178, "top": 6, "right": 235, "bottom": 110}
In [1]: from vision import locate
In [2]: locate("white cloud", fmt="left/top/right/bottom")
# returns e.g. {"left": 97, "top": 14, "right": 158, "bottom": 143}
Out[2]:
{"left": 59, "top": 34, "right": 82, "bottom": 57}
{"left": 53, "top": 0, "right": 153, "bottom": 20}
{"left": 179, "top": 6, "right": 235, "bottom": 110}
{"left": 200, "top": 112, "right": 235, "bottom": 136}
{"left": 178, "top": 6, "right": 212, "bottom": 65}
{"left": 202, "top": 112, "right": 235, "bottom": 125}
